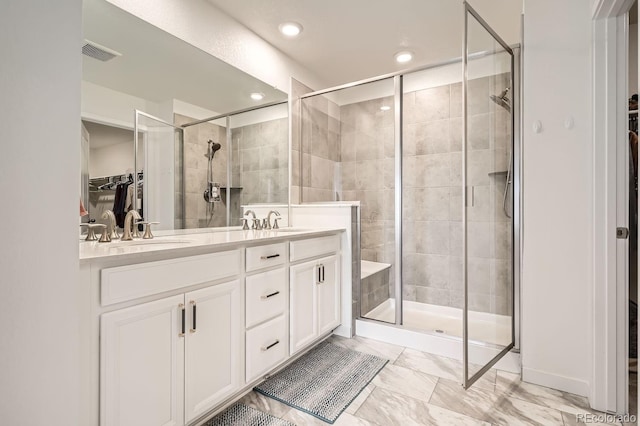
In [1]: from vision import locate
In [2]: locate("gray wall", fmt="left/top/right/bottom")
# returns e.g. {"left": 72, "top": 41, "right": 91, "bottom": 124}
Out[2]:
{"left": 232, "top": 117, "right": 289, "bottom": 210}
{"left": 401, "top": 76, "right": 512, "bottom": 315}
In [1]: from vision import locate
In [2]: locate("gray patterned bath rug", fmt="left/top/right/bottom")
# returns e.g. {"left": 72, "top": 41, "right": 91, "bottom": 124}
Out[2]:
{"left": 254, "top": 341, "right": 388, "bottom": 424}
{"left": 203, "top": 402, "right": 294, "bottom": 426}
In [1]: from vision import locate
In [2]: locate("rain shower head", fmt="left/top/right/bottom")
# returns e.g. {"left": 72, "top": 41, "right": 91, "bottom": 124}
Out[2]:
{"left": 490, "top": 88, "right": 511, "bottom": 112}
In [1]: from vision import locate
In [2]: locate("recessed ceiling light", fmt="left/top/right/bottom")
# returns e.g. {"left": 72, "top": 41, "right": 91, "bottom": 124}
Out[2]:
{"left": 395, "top": 51, "right": 414, "bottom": 64}
{"left": 279, "top": 22, "right": 303, "bottom": 37}
{"left": 250, "top": 92, "right": 264, "bottom": 101}
{"left": 380, "top": 106, "right": 391, "bottom": 111}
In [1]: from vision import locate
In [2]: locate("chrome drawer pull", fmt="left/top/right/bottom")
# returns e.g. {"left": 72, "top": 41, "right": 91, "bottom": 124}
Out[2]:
{"left": 261, "top": 340, "right": 280, "bottom": 351}
{"left": 261, "top": 291, "right": 280, "bottom": 300}
{"left": 260, "top": 254, "right": 281, "bottom": 260}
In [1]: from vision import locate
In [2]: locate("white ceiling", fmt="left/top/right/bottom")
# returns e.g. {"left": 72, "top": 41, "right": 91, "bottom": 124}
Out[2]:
{"left": 82, "top": 0, "right": 286, "bottom": 115}
{"left": 207, "top": 0, "right": 523, "bottom": 87}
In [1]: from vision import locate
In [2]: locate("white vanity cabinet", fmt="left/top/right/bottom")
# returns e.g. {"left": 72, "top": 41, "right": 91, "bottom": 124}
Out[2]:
{"left": 184, "top": 281, "right": 242, "bottom": 424}
{"left": 84, "top": 230, "right": 345, "bottom": 426}
{"left": 101, "top": 295, "right": 185, "bottom": 426}
{"left": 289, "top": 236, "right": 341, "bottom": 356}
{"left": 99, "top": 250, "right": 242, "bottom": 426}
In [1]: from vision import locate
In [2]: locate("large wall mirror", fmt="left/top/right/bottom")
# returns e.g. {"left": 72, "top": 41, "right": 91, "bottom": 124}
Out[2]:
{"left": 80, "top": 0, "right": 289, "bottom": 231}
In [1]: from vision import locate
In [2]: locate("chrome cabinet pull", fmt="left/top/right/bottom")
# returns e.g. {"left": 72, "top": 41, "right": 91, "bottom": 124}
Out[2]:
{"left": 321, "top": 264, "right": 325, "bottom": 283}
{"left": 190, "top": 300, "right": 196, "bottom": 333}
{"left": 260, "top": 254, "right": 281, "bottom": 260}
{"left": 317, "top": 265, "right": 321, "bottom": 284}
{"left": 261, "top": 291, "right": 280, "bottom": 300}
{"left": 261, "top": 340, "right": 280, "bottom": 351}
{"left": 179, "top": 303, "right": 185, "bottom": 337}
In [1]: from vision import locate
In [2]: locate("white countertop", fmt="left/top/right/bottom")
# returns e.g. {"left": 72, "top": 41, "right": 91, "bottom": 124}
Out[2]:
{"left": 79, "top": 227, "right": 345, "bottom": 263}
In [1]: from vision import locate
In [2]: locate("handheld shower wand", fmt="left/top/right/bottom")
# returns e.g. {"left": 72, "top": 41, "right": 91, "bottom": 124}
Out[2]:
{"left": 204, "top": 140, "right": 222, "bottom": 204}
{"left": 490, "top": 88, "right": 513, "bottom": 218}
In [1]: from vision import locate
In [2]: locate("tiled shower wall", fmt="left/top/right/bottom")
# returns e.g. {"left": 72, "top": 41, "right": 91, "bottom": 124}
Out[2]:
{"left": 299, "top": 74, "right": 512, "bottom": 316}
{"left": 231, "top": 117, "right": 288, "bottom": 225}
{"left": 298, "top": 96, "right": 342, "bottom": 202}
{"left": 401, "top": 75, "right": 512, "bottom": 315}
{"left": 174, "top": 114, "right": 232, "bottom": 228}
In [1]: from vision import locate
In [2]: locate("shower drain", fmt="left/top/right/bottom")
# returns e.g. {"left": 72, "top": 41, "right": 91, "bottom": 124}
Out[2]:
{"left": 435, "top": 329, "right": 444, "bottom": 333}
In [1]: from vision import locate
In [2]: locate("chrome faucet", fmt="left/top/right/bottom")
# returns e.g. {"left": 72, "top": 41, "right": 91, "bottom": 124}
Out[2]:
{"left": 101, "top": 210, "right": 119, "bottom": 240}
{"left": 121, "top": 210, "right": 142, "bottom": 241}
{"left": 266, "top": 210, "right": 281, "bottom": 230}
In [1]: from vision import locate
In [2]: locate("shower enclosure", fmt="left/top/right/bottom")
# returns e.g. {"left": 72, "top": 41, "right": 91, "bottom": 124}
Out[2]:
{"left": 133, "top": 101, "right": 289, "bottom": 230}
{"left": 297, "top": 2, "right": 519, "bottom": 388}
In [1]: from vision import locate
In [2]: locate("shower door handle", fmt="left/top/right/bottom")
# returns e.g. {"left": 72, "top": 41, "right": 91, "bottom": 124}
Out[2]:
{"left": 465, "top": 186, "right": 475, "bottom": 207}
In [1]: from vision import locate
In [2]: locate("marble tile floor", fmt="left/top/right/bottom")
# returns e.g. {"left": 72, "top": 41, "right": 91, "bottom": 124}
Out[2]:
{"left": 238, "top": 335, "right": 637, "bottom": 426}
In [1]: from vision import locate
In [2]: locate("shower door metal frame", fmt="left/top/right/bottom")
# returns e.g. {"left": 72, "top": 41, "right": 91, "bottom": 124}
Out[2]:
{"left": 394, "top": 75, "right": 404, "bottom": 325}
{"left": 462, "top": 1, "right": 516, "bottom": 389}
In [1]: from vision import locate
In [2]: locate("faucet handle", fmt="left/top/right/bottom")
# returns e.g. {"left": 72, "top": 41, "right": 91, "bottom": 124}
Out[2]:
{"left": 273, "top": 217, "right": 282, "bottom": 229}
{"left": 253, "top": 218, "right": 262, "bottom": 230}
{"left": 137, "top": 221, "right": 159, "bottom": 239}
{"left": 262, "top": 218, "right": 270, "bottom": 230}
{"left": 80, "top": 223, "right": 103, "bottom": 241}
{"left": 97, "top": 224, "right": 110, "bottom": 243}
{"left": 241, "top": 218, "right": 250, "bottom": 230}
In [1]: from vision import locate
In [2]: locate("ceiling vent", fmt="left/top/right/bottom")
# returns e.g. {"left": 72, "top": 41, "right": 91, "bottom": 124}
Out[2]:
{"left": 82, "top": 40, "right": 122, "bottom": 62}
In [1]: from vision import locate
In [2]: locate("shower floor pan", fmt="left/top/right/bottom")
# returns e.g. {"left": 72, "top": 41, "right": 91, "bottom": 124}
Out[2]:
{"left": 363, "top": 299, "right": 511, "bottom": 347}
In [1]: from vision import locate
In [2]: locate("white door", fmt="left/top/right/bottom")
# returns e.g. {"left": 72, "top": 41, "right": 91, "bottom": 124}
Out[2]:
{"left": 317, "top": 255, "right": 341, "bottom": 336}
{"left": 184, "top": 280, "right": 241, "bottom": 423}
{"left": 290, "top": 260, "right": 318, "bottom": 355}
{"left": 101, "top": 295, "right": 185, "bottom": 426}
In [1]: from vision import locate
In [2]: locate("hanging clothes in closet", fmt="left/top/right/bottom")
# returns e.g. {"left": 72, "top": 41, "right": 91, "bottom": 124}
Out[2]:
{"left": 112, "top": 176, "right": 132, "bottom": 228}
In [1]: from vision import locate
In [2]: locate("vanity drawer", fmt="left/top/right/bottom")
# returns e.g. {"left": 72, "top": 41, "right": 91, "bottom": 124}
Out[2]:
{"left": 246, "top": 268, "right": 287, "bottom": 328}
{"left": 101, "top": 250, "right": 240, "bottom": 306}
{"left": 245, "top": 242, "right": 286, "bottom": 272}
{"left": 290, "top": 234, "right": 340, "bottom": 262}
{"left": 246, "top": 314, "right": 287, "bottom": 383}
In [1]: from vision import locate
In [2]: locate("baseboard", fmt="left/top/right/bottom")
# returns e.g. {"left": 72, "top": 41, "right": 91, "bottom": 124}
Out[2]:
{"left": 332, "top": 324, "right": 352, "bottom": 338}
{"left": 522, "top": 367, "right": 590, "bottom": 397}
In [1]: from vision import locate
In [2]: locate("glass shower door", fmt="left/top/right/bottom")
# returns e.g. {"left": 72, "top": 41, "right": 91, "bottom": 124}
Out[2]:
{"left": 134, "top": 110, "right": 185, "bottom": 230}
{"left": 462, "top": 2, "right": 515, "bottom": 389}
{"left": 298, "top": 77, "right": 398, "bottom": 324}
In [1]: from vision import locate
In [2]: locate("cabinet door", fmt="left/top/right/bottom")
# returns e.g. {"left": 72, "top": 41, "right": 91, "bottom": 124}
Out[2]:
{"left": 101, "top": 295, "right": 185, "bottom": 426}
{"left": 289, "top": 260, "right": 318, "bottom": 355}
{"left": 184, "top": 280, "right": 242, "bottom": 424}
{"left": 317, "top": 255, "right": 341, "bottom": 336}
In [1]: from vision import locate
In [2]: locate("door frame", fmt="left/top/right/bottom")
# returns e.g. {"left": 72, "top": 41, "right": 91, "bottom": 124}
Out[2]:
{"left": 591, "top": 0, "right": 635, "bottom": 414}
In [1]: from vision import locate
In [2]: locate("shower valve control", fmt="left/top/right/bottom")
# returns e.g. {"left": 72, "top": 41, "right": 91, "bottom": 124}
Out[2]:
{"left": 617, "top": 227, "right": 629, "bottom": 239}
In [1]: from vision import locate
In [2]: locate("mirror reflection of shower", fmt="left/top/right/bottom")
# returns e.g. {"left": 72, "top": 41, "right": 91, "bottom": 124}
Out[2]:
{"left": 203, "top": 139, "right": 222, "bottom": 225}
{"left": 491, "top": 87, "right": 513, "bottom": 218}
